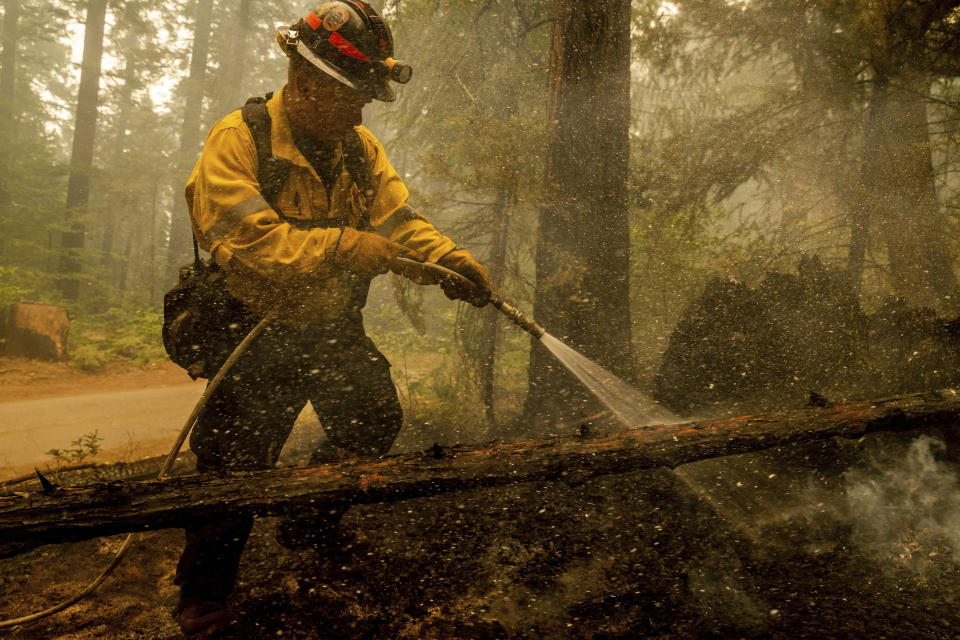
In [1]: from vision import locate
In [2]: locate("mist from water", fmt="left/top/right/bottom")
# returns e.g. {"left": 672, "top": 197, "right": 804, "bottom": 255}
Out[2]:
{"left": 844, "top": 435, "right": 960, "bottom": 574}
{"left": 539, "top": 333, "right": 681, "bottom": 429}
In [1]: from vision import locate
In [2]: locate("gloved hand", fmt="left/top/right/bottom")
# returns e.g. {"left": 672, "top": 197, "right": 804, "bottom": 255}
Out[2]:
{"left": 438, "top": 249, "right": 492, "bottom": 307}
{"left": 334, "top": 228, "right": 424, "bottom": 278}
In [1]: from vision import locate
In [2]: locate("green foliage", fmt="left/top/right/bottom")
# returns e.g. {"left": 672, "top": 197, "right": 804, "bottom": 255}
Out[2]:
{"left": 367, "top": 0, "right": 550, "bottom": 426}
{"left": 397, "top": 330, "right": 529, "bottom": 426}
{"left": 631, "top": 0, "right": 960, "bottom": 316}
{"left": 365, "top": 279, "right": 530, "bottom": 441}
{"left": 0, "top": 266, "right": 34, "bottom": 308}
{"left": 46, "top": 430, "right": 103, "bottom": 475}
{"left": 365, "top": 284, "right": 476, "bottom": 428}
{"left": 378, "top": 0, "right": 549, "bottom": 256}
{"left": 68, "top": 307, "right": 166, "bottom": 370}
{"left": 70, "top": 343, "right": 109, "bottom": 371}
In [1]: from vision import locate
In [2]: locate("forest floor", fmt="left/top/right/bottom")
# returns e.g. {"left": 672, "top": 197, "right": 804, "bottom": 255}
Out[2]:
{"left": 2, "top": 358, "right": 960, "bottom": 638}
{"left": 4, "top": 451, "right": 960, "bottom": 640}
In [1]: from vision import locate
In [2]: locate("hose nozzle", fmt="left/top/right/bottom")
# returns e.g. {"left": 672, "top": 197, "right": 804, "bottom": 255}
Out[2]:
{"left": 490, "top": 296, "right": 545, "bottom": 340}
{"left": 394, "top": 257, "right": 546, "bottom": 340}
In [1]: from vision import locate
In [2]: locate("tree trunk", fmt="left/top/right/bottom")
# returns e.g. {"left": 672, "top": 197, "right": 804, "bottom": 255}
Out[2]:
{"left": 102, "top": 5, "right": 142, "bottom": 290}
{"left": 4, "top": 389, "right": 958, "bottom": 557}
{"left": 523, "top": 0, "right": 633, "bottom": 433}
{"left": 118, "top": 229, "right": 133, "bottom": 292}
{"left": 166, "top": 0, "right": 214, "bottom": 283}
{"left": 56, "top": 0, "right": 108, "bottom": 301}
{"left": 845, "top": 81, "right": 881, "bottom": 297}
{"left": 209, "top": 0, "right": 252, "bottom": 120}
{"left": 477, "top": 183, "right": 512, "bottom": 428}
{"left": 861, "top": 70, "right": 958, "bottom": 312}
{"left": 845, "top": 183, "right": 869, "bottom": 298}
{"left": 148, "top": 179, "right": 160, "bottom": 302}
{"left": 99, "top": 224, "right": 114, "bottom": 269}
{"left": 0, "top": 0, "right": 18, "bottom": 210}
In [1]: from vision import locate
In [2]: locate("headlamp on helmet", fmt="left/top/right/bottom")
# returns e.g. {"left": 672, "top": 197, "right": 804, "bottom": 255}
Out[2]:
{"left": 278, "top": 1, "right": 412, "bottom": 103}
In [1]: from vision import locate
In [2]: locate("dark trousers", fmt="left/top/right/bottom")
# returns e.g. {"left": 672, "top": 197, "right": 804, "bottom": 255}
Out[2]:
{"left": 174, "top": 316, "right": 402, "bottom": 602}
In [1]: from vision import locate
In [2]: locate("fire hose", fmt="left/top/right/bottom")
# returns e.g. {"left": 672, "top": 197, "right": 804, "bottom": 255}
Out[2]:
{"left": 0, "top": 311, "right": 277, "bottom": 630}
{"left": 0, "top": 259, "right": 537, "bottom": 630}
{"left": 395, "top": 258, "right": 545, "bottom": 339}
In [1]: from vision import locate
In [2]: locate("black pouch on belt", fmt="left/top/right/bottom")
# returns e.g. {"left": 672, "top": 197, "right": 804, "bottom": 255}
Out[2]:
{"left": 162, "top": 258, "right": 257, "bottom": 380}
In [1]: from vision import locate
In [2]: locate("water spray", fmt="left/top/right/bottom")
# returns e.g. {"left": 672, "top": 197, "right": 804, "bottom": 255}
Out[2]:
{"left": 397, "top": 258, "right": 679, "bottom": 429}
{"left": 2, "top": 259, "right": 671, "bottom": 630}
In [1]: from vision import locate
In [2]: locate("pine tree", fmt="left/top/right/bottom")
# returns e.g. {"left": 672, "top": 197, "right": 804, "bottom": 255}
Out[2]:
{"left": 57, "top": 0, "right": 108, "bottom": 301}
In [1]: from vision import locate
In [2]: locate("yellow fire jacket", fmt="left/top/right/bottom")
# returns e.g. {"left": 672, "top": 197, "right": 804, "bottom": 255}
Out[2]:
{"left": 185, "top": 86, "right": 457, "bottom": 324}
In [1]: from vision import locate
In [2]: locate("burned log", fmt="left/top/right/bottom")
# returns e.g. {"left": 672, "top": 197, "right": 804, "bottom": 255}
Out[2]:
{"left": 2, "top": 388, "right": 960, "bottom": 557}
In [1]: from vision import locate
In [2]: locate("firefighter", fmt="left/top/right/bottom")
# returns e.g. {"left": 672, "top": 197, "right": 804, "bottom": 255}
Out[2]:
{"left": 173, "top": 1, "right": 491, "bottom": 634}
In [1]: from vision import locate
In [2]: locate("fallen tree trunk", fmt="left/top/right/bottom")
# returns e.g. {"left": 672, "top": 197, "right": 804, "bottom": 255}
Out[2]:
{"left": 3, "top": 389, "right": 960, "bottom": 557}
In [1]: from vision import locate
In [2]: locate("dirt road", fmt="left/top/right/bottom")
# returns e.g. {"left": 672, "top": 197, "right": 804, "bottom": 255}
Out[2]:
{"left": 0, "top": 358, "right": 331, "bottom": 482}
{"left": 0, "top": 358, "right": 207, "bottom": 481}
{"left": 0, "top": 381, "right": 206, "bottom": 481}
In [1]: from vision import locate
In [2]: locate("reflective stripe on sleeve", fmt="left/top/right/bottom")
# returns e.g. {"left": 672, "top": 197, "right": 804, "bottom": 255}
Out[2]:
{"left": 202, "top": 195, "right": 272, "bottom": 244}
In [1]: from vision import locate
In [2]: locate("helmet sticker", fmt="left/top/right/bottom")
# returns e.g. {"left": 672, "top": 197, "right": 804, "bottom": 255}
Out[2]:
{"left": 305, "top": 11, "right": 322, "bottom": 30}
{"left": 323, "top": 7, "right": 349, "bottom": 31}
{"left": 328, "top": 31, "right": 370, "bottom": 61}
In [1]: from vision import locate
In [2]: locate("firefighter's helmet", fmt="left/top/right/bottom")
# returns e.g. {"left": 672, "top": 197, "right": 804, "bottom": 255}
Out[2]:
{"left": 277, "top": 1, "right": 412, "bottom": 102}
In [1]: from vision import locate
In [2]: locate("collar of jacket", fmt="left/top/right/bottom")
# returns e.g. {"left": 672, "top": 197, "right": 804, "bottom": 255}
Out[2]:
{"left": 266, "top": 85, "right": 343, "bottom": 186}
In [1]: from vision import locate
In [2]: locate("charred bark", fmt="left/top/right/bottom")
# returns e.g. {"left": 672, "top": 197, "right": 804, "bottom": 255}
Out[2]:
{"left": 0, "top": 302, "right": 69, "bottom": 360}
{"left": 656, "top": 258, "right": 960, "bottom": 416}
{"left": 3, "top": 389, "right": 959, "bottom": 558}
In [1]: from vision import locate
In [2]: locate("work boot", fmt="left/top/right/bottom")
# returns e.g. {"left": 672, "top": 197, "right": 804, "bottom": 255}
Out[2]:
{"left": 176, "top": 597, "right": 231, "bottom": 637}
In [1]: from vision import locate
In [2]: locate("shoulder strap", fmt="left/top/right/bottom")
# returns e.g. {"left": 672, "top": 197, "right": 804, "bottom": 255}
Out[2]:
{"left": 238, "top": 100, "right": 373, "bottom": 229}
{"left": 187, "top": 94, "right": 290, "bottom": 263}
{"left": 241, "top": 95, "right": 272, "bottom": 159}
{"left": 241, "top": 93, "right": 294, "bottom": 207}
{"left": 341, "top": 130, "right": 374, "bottom": 228}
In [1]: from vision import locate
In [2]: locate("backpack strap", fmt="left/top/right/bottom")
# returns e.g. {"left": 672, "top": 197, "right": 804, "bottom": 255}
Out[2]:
{"left": 342, "top": 130, "right": 374, "bottom": 230}
{"left": 241, "top": 93, "right": 295, "bottom": 208}
{"left": 241, "top": 95, "right": 375, "bottom": 229}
